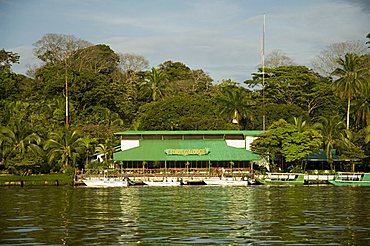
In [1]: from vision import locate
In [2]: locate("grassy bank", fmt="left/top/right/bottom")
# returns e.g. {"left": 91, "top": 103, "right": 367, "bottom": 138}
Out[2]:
{"left": 0, "top": 174, "right": 74, "bottom": 186}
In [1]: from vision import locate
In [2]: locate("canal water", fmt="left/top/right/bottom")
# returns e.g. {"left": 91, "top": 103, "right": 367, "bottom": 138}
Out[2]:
{"left": 0, "top": 186, "right": 369, "bottom": 245}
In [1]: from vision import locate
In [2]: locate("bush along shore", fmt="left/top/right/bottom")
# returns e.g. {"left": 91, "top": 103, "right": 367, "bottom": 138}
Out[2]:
{"left": 0, "top": 174, "right": 74, "bottom": 186}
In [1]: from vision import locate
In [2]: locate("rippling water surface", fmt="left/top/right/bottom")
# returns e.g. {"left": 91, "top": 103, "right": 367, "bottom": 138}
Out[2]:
{"left": 1, "top": 186, "right": 369, "bottom": 245}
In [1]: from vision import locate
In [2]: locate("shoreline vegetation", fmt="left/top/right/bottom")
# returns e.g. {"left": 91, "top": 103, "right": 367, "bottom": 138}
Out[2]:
{"left": 0, "top": 174, "right": 74, "bottom": 186}
{"left": 1, "top": 34, "right": 370, "bottom": 176}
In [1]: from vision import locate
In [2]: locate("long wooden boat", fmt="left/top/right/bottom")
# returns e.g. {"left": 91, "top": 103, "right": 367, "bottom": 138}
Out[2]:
{"left": 329, "top": 172, "right": 370, "bottom": 186}
{"left": 258, "top": 173, "right": 305, "bottom": 185}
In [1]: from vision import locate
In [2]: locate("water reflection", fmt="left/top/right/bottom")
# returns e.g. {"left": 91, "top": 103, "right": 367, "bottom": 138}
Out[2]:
{"left": 0, "top": 186, "right": 369, "bottom": 245}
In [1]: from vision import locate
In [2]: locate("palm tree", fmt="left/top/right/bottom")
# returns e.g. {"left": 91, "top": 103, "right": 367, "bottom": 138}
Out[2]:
{"left": 142, "top": 67, "right": 168, "bottom": 102}
{"left": 365, "top": 124, "right": 370, "bottom": 144}
{"left": 0, "top": 119, "right": 42, "bottom": 167}
{"left": 100, "top": 107, "right": 124, "bottom": 127}
{"left": 44, "top": 128, "right": 84, "bottom": 168}
{"left": 80, "top": 136, "right": 97, "bottom": 167}
{"left": 332, "top": 53, "right": 367, "bottom": 129}
{"left": 314, "top": 115, "right": 345, "bottom": 171}
{"left": 95, "top": 139, "right": 115, "bottom": 169}
{"left": 293, "top": 116, "right": 307, "bottom": 133}
{"left": 337, "top": 129, "right": 366, "bottom": 171}
{"left": 217, "top": 86, "right": 253, "bottom": 128}
{"left": 353, "top": 80, "right": 370, "bottom": 128}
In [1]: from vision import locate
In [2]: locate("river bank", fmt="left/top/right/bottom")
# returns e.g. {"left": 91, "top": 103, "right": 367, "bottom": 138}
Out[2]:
{"left": 0, "top": 174, "right": 74, "bottom": 186}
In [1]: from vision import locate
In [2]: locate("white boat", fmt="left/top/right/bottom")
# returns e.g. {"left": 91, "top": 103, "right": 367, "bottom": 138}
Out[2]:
{"left": 144, "top": 178, "right": 183, "bottom": 186}
{"left": 203, "top": 177, "right": 249, "bottom": 186}
{"left": 83, "top": 177, "right": 130, "bottom": 187}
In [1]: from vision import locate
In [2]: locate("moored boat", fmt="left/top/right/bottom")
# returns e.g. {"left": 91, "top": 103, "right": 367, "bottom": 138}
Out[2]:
{"left": 329, "top": 172, "right": 370, "bottom": 186}
{"left": 144, "top": 181, "right": 182, "bottom": 186}
{"left": 258, "top": 173, "right": 305, "bottom": 185}
{"left": 83, "top": 177, "right": 131, "bottom": 187}
{"left": 203, "top": 176, "right": 249, "bottom": 186}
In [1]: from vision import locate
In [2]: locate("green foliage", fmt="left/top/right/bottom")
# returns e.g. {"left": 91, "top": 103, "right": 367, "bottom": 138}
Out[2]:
{"left": 332, "top": 53, "right": 368, "bottom": 129}
{"left": 251, "top": 119, "right": 322, "bottom": 170}
{"left": 158, "top": 61, "right": 213, "bottom": 95}
{"left": 2, "top": 34, "right": 370, "bottom": 173}
{"left": 244, "top": 65, "right": 344, "bottom": 131}
{"left": 282, "top": 129, "right": 322, "bottom": 163}
{"left": 216, "top": 85, "right": 254, "bottom": 128}
{"left": 95, "top": 139, "right": 115, "bottom": 168}
{"left": 135, "top": 95, "right": 237, "bottom": 130}
{"left": 313, "top": 115, "right": 346, "bottom": 170}
{"left": 0, "top": 49, "right": 19, "bottom": 72}
{"left": 69, "top": 44, "right": 119, "bottom": 74}
{"left": 338, "top": 129, "right": 367, "bottom": 160}
{"left": 141, "top": 67, "right": 169, "bottom": 102}
{"left": 0, "top": 110, "right": 42, "bottom": 168}
{"left": 0, "top": 174, "right": 74, "bottom": 186}
{"left": 44, "top": 128, "right": 85, "bottom": 168}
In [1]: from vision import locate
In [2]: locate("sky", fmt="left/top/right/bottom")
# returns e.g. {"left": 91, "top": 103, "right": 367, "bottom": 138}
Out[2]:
{"left": 0, "top": 0, "right": 369, "bottom": 84}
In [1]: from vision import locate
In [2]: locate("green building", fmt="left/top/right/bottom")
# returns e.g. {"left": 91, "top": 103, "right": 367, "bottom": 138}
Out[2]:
{"left": 113, "top": 130, "right": 263, "bottom": 175}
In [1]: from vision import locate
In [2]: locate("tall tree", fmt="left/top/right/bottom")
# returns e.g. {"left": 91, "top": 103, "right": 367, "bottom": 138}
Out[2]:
{"left": 337, "top": 129, "right": 366, "bottom": 171}
{"left": 80, "top": 136, "right": 97, "bottom": 167}
{"left": 141, "top": 67, "right": 168, "bottom": 102}
{"left": 314, "top": 115, "right": 345, "bottom": 171}
{"left": 264, "top": 49, "right": 295, "bottom": 68}
{"left": 332, "top": 53, "right": 368, "bottom": 129}
{"left": 217, "top": 86, "right": 253, "bottom": 128}
{"left": 353, "top": 80, "right": 370, "bottom": 128}
{"left": 70, "top": 44, "right": 119, "bottom": 74}
{"left": 135, "top": 95, "right": 236, "bottom": 130}
{"left": 246, "top": 66, "right": 335, "bottom": 119}
{"left": 118, "top": 53, "right": 149, "bottom": 73}
{"left": 33, "top": 33, "right": 92, "bottom": 65}
{"left": 311, "top": 40, "right": 367, "bottom": 76}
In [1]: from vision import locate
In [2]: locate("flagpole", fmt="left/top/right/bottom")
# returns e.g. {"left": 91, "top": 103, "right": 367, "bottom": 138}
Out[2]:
{"left": 262, "top": 13, "right": 266, "bottom": 131}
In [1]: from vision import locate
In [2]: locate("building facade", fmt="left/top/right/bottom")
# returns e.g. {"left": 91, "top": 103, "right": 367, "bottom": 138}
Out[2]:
{"left": 113, "top": 130, "right": 263, "bottom": 175}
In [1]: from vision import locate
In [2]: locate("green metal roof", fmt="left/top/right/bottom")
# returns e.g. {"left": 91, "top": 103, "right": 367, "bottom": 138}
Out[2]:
{"left": 304, "top": 149, "right": 340, "bottom": 161}
{"left": 113, "top": 139, "right": 260, "bottom": 161}
{"left": 114, "top": 130, "right": 264, "bottom": 136}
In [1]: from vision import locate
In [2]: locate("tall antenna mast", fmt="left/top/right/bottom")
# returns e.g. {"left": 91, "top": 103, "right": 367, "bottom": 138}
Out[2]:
{"left": 65, "top": 71, "right": 69, "bottom": 129}
{"left": 262, "top": 13, "right": 266, "bottom": 131}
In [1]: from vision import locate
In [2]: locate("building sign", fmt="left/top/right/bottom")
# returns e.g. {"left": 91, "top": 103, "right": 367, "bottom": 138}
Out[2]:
{"left": 165, "top": 148, "right": 210, "bottom": 156}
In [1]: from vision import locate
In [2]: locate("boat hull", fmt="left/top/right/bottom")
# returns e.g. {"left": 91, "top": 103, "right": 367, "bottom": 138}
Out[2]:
{"left": 258, "top": 173, "right": 305, "bottom": 185}
{"left": 144, "top": 181, "right": 182, "bottom": 186}
{"left": 258, "top": 180, "right": 304, "bottom": 185}
{"left": 83, "top": 179, "right": 129, "bottom": 187}
{"left": 329, "top": 173, "right": 370, "bottom": 186}
{"left": 328, "top": 180, "right": 370, "bottom": 186}
{"left": 203, "top": 177, "right": 249, "bottom": 186}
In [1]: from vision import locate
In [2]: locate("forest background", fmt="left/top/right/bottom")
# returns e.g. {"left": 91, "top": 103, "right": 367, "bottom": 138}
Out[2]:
{"left": 1, "top": 33, "right": 370, "bottom": 174}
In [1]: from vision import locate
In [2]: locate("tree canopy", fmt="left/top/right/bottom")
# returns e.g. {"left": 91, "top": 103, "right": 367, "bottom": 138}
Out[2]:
{"left": 1, "top": 32, "right": 369, "bottom": 174}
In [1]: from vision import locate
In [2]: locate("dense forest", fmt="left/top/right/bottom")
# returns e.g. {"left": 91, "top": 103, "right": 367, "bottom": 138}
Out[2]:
{"left": 1, "top": 33, "right": 370, "bottom": 174}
